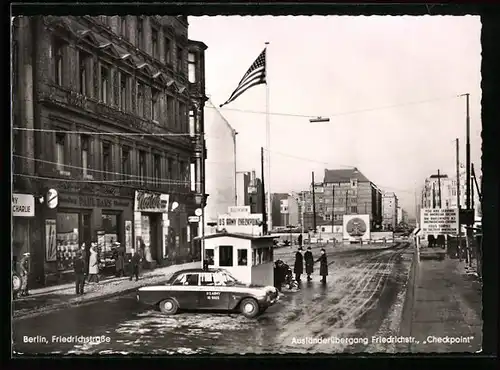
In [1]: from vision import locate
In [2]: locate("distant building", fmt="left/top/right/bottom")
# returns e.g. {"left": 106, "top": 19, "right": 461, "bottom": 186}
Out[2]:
{"left": 382, "top": 192, "right": 398, "bottom": 230}
{"left": 298, "top": 168, "right": 382, "bottom": 231}
{"left": 236, "top": 170, "right": 263, "bottom": 214}
{"left": 271, "top": 193, "right": 299, "bottom": 228}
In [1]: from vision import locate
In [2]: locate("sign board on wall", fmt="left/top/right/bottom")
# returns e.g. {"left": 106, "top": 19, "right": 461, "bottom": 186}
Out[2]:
{"left": 218, "top": 213, "right": 263, "bottom": 235}
{"left": 228, "top": 206, "right": 250, "bottom": 216}
{"left": 343, "top": 214, "right": 371, "bottom": 242}
{"left": 13, "top": 193, "right": 35, "bottom": 217}
{"left": 420, "top": 208, "right": 458, "bottom": 236}
{"left": 45, "top": 219, "right": 57, "bottom": 262}
{"left": 134, "top": 191, "right": 169, "bottom": 213}
{"left": 59, "top": 194, "right": 131, "bottom": 209}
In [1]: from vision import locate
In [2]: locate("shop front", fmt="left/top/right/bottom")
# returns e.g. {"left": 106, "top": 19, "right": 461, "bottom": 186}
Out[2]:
{"left": 133, "top": 190, "right": 170, "bottom": 269}
{"left": 43, "top": 188, "right": 134, "bottom": 283}
{"left": 12, "top": 193, "right": 36, "bottom": 278}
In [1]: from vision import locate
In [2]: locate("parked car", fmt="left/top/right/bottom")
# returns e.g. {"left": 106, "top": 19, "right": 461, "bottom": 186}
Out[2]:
{"left": 136, "top": 268, "right": 280, "bottom": 318}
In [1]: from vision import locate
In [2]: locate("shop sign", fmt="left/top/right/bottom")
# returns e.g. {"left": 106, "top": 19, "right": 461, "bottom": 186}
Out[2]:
{"left": 218, "top": 213, "right": 263, "bottom": 235}
{"left": 188, "top": 216, "right": 200, "bottom": 223}
{"left": 58, "top": 194, "right": 131, "bottom": 209}
{"left": 12, "top": 193, "right": 35, "bottom": 217}
{"left": 134, "top": 191, "right": 169, "bottom": 212}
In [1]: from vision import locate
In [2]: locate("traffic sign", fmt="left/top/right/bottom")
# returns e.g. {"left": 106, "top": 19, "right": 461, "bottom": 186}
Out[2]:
{"left": 46, "top": 189, "right": 58, "bottom": 209}
{"left": 188, "top": 216, "right": 200, "bottom": 223}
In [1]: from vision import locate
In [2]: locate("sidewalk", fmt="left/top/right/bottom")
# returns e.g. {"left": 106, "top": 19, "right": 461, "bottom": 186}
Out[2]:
{"left": 13, "top": 261, "right": 200, "bottom": 320}
{"left": 400, "top": 253, "right": 483, "bottom": 353}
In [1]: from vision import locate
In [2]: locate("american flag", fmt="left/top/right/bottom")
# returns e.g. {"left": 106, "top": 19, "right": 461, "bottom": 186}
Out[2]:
{"left": 220, "top": 48, "right": 266, "bottom": 108}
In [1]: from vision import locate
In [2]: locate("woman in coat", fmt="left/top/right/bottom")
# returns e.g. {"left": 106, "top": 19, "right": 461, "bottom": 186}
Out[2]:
{"left": 315, "top": 248, "right": 329, "bottom": 283}
{"left": 293, "top": 247, "right": 304, "bottom": 283}
{"left": 88, "top": 244, "right": 100, "bottom": 283}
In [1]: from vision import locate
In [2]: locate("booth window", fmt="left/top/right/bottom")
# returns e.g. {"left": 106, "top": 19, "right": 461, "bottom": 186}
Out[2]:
{"left": 257, "top": 248, "right": 263, "bottom": 264}
{"left": 219, "top": 245, "right": 233, "bottom": 267}
{"left": 205, "top": 249, "right": 214, "bottom": 265}
{"left": 261, "top": 247, "right": 273, "bottom": 263}
{"left": 237, "top": 249, "right": 248, "bottom": 266}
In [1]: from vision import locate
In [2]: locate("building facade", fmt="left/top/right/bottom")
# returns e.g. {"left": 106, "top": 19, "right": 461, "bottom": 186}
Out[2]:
{"left": 203, "top": 100, "right": 236, "bottom": 230}
{"left": 236, "top": 170, "right": 263, "bottom": 214}
{"left": 12, "top": 16, "right": 207, "bottom": 286}
{"left": 382, "top": 192, "right": 398, "bottom": 230}
{"left": 271, "top": 193, "right": 299, "bottom": 228}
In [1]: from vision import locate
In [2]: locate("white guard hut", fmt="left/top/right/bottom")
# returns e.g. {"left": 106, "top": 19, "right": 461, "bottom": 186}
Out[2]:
{"left": 196, "top": 231, "right": 276, "bottom": 286}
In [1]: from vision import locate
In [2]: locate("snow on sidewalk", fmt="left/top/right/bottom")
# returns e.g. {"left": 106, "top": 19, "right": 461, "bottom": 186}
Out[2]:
{"left": 13, "top": 261, "right": 200, "bottom": 319}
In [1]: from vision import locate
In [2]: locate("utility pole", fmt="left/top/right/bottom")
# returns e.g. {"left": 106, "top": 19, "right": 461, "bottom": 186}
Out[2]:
{"left": 260, "top": 147, "right": 267, "bottom": 235}
{"left": 312, "top": 172, "right": 317, "bottom": 233}
{"left": 437, "top": 169, "right": 442, "bottom": 208}
{"left": 471, "top": 163, "right": 482, "bottom": 202}
{"left": 460, "top": 93, "right": 472, "bottom": 266}
{"left": 455, "top": 138, "right": 461, "bottom": 210}
{"left": 471, "top": 164, "right": 475, "bottom": 215}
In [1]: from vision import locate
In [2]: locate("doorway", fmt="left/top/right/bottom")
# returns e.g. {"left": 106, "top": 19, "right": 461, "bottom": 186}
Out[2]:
{"left": 141, "top": 213, "right": 161, "bottom": 264}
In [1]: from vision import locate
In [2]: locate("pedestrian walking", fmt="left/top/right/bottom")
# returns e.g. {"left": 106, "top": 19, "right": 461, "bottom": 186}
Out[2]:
{"left": 129, "top": 248, "right": 142, "bottom": 281}
{"left": 73, "top": 251, "right": 86, "bottom": 295}
{"left": 88, "top": 244, "right": 100, "bottom": 283}
{"left": 18, "top": 252, "right": 31, "bottom": 296}
{"left": 114, "top": 242, "right": 125, "bottom": 277}
{"left": 293, "top": 247, "right": 304, "bottom": 283}
{"left": 315, "top": 248, "right": 329, "bottom": 284}
{"left": 304, "top": 246, "right": 314, "bottom": 281}
{"left": 298, "top": 234, "right": 303, "bottom": 247}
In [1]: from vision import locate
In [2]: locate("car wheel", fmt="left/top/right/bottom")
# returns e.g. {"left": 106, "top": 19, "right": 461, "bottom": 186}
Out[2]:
{"left": 159, "top": 298, "right": 178, "bottom": 315}
{"left": 240, "top": 298, "right": 259, "bottom": 318}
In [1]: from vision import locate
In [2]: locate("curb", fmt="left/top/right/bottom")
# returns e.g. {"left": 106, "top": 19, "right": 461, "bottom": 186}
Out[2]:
{"left": 13, "top": 274, "right": 166, "bottom": 321}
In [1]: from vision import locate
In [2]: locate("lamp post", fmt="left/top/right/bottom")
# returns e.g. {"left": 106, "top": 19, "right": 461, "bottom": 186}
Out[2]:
{"left": 233, "top": 130, "right": 238, "bottom": 206}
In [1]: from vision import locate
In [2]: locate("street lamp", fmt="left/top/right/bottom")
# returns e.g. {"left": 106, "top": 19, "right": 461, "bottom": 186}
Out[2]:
{"left": 233, "top": 131, "right": 238, "bottom": 206}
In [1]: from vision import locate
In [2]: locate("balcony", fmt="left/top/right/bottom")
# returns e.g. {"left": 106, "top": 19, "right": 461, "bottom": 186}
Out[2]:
{"left": 40, "top": 83, "right": 193, "bottom": 149}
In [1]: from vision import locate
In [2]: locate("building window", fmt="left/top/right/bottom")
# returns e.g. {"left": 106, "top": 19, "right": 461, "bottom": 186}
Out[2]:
{"left": 102, "top": 143, "right": 111, "bottom": 180}
{"left": 350, "top": 206, "right": 358, "bottom": 214}
{"left": 120, "top": 17, "right": 127, "bottom": 38}
{"left": 151, "top": 89, "right": 159, "bottom": 122}
{"left": 52, "top": 38, "right": 64, "bottom": 86}
{"left": 100, "top": 64, "right": 110, "bottom": 103}
{"left": 121, "top": 147, "right": 130, "bottom": 182}
{"left": 102, "top": 213, "right": 119, "bottom": 256}
{"left": 152, "top": 28, "right": 158, "bottom": 58}
{"left": 166, "top": 95, "right": 174, "bottom": 127}
{"left": 120, "top": 72, "right": 128, "bottom": 111}
{"left": 154, "top": 154, "right": 161, "bottom": 187}
{"left": 139, "top": 150, "right": 146, "bottom": 185}
{"left": 179, "top": 160, "right": 185, "bottom": 188}
{"left": 190, "top": 162, "right": 196, "bottom": 191}
{"left": 219, "top": 245, "right": 233, "bottom": 267}
{"left": 189, "top": 109, "right": 196, "bottom": 137}
{"left": 237, "top": 249, "right": 248, "bottom": 266}
{"left": 176, "top": 46, "right": 183, "bottom": 72}
{"left": 167, "top": 157, "right": 174, "bottom": 181}
{"left": 164, "top": 37, "right": 171, "bottom": 64}
{"left": 136, "top": 17, "right": 143, "bottom": 48}
{"left": 78, "top": 51, "right": 90, "bottom": 95}
{"left": 137, "top": 82, "right": 145, "bottom": 117}
{"left": 56, "top": 213, "right": 79, "bottom": 271}
{"left": 81, "top": 135, "right": 90, "bottom": 177}
{"left": 178, "top": 102, "right": 185, "bottom": 131}
{"left": 188, "top": 52, "right": 196, "bottom": 83}
{"left": 55, "top": 133, "right": 65, "bottom": 171}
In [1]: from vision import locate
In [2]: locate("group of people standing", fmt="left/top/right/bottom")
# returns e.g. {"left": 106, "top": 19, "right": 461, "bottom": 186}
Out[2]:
{"left": 72, "top": 242, "right": 143, "bottom": 295}
{"left": 294, "top": 246, "right": 330, "bottom": 284}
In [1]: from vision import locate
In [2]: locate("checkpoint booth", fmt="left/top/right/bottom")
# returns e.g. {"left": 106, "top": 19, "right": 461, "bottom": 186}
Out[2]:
{"left": 195, "top": 231, "right": 277, "bottom": 287}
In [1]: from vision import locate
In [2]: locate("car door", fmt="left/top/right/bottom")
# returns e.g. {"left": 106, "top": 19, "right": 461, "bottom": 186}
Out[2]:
{"left": 170, "top": 273, "right": 199, "bottom": 309}
{"left": 198, "top": 272, "right": 228, "bottom": 310}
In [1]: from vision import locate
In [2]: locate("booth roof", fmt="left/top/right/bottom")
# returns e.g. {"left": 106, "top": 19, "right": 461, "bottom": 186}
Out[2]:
{"left": 194, "top": 232, "right": 277, "bottom": 241}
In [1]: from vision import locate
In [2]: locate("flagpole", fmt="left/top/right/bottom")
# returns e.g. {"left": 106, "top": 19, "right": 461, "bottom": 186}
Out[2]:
{"left": 265, "top": 41, "right": 272, "bottom": 234}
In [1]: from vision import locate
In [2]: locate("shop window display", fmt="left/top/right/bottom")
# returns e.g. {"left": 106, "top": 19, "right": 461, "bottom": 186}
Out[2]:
{"left": 56, "top": 213, "right": 79, "bottom": 271}
{"left": 101, "top": 213, "right": 119, "bottom": 266}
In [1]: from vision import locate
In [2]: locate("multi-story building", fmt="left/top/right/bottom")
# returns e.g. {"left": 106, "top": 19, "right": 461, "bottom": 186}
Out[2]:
{"left": 12, "top": 16, "right": 207, "bottom": 286}
{"left": 382, "top": 192, "right": 398, "bottom": 230}
{"left": 203, "top": 100, "right": 236, "bottom": 230}
{"left": 397, "top": 207, "right": 403, "bottom": 224}
{"left": 271, "top": 193, "right": 299, "bottom": 228}
{"left": 235, "top": 170, "right": 263, "bottom": 214}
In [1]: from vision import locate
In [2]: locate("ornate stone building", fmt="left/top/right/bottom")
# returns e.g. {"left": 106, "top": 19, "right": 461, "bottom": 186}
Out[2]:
{"left": 12, "top": 16, "right": 208, "bottom": 286}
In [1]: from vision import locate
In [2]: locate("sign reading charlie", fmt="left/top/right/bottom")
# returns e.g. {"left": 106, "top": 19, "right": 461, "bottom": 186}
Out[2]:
{"left": 134, "top": 191, "right": 169, "bottom": 213}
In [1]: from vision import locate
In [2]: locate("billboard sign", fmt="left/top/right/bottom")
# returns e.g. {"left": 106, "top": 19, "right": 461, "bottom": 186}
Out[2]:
{"left": 420, "top": 208, "right": 459, "bottom": 236}
{"left": 218, "top": 213, "right": 263, "bottom": 235}
{"left": 343, "top": 214, "right": 371, "bottom": 242}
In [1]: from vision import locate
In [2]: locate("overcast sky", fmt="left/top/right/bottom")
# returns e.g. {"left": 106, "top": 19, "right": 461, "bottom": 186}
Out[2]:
{"left": 188, "top": 16, "right": 482, "bottom": 218}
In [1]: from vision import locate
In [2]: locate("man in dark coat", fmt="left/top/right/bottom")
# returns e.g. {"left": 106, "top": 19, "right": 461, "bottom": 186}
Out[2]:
{"left": 315, "top": 248, "right": 329, "bottom": 283}
{"left": 293, "top": 247, "right": 304, "bottom": 283}
{"left": 114, "top": 243, "right": 125, "bottom": 277}
{"left": 18, "top": 252, "right": 31, "bottom": 296}
{"left": 304, "top": 246, "right": 314, "bottom": 281}
{"left": 298, "top": 234, "right": 303, "bottom": 247}
{"left": 129, "top": 248, "right": 142, "bottom": 281}
{"left": 73, "top": 251, "right": 86, "bottom": 295}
